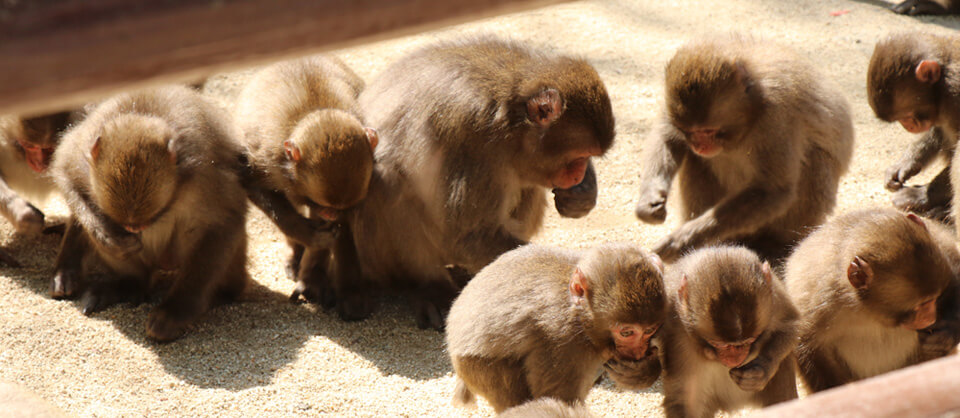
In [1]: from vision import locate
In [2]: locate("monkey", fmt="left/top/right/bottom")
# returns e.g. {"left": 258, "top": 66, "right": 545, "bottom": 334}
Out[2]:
{"left": 659, "top": 246, "right": 799, "bottom": 418}
{"left": 634, "top": 34, "right": 854, "bottom": 264}
{"left": 868, "top": 33, "right": 960, "bottom": 222}
{"left": 49, "top": 86, "right": 249, "bottom": 342}
{"left": 0, "top": 381, "right": 67, "bottom": 418}
{"left": 783, "top": 208, "right": 960, "bottom": 393}
{"left": 233, "top": 56, "right": 378, "bottom": 315}
{"left": 0, "top": 111, "right": 75, "bottom": 266}
{"left": 348, "top": 36, "right": 615, "bottom": 329}
{"left": 446, "top": 242, "right": 665, "bottom": 413}
{"left": 498, "top": 398, "right": 596, "bottom": 418}
{"left": 891, "top": 0, "right": 960, "bottom": 15}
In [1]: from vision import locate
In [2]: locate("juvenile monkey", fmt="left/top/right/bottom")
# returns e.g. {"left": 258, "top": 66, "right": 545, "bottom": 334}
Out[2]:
{"left": 660, "top": 246, "right": 799, "bottom": 417}
{"left": 785, "top": 208, "right": 960, "bottom": 392}
{"left": 446, "top": 243, "right": 665, "bottom": 413}
{"left": 0, "top": 111, "right": 74, "bottom": 266}
{"left": 498, "top": 398, "right": 595, "bottom": 418}
{"left": 891, "top": 0, "right": 959, "bottom": 14}
{"left": 868, "top": 33, "right": 960, "bottom": 222}
{"left": 50, "top": 86, "right": 249, "bottom": 341}
{"left": 234, "top": 56, "right": 377, "bottom": 314}
{"left": 635, "top": 34, "right": 854, "bottom": 263}
{"left": 352, "top": 36, "right": 615, "bottom": 329}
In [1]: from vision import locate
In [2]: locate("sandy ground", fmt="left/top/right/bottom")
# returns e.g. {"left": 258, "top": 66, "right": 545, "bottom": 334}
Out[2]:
{"left": 2, "top": 0, "right": 959, "bottom": 416}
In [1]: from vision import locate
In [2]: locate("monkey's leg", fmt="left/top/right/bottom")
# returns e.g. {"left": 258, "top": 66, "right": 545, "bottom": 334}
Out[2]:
{"left": 523, "top": 348, "right": 591, "bottom": 406}
{"left": 892, "top": 166, "right": 952, "bottom": 222}
{"left": 50, "top": 218, "right": 89, "bottom": 298}
{"left": 756, "top": 356, "right": 798, "bottom": 406}
{"left": 291, "top": 246, "right": 334, "bottom": 308}
{"left": 411, "top": 277, "right": 461, "bottom": 330}
{"left": 455, "top": 356, "right": 531, "bottom": 413}
{"left": 214, "top": 236, "right": 249, "bottom": 305}
{"left": 0, "top": 176, "right": 44, "bottom": 236}
{"left": 330, "top": 222, "right": 378, "bottom": 321}
{"left": 246, "top": 186, "right": 336, "bottom": 248}
{"left": 80, "top": 273, "right": 150, "bottom": 315}
{"left": 285, "top": 239, "right": 304, "bottom": 281}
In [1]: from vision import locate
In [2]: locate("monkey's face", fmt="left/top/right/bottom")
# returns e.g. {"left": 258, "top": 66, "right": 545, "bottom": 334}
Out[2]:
{"left": 521, "top": 120, "right": 605, "bottom": 189}
{"left": 885, "top": 85, "right": 940, "bottom": 134}
{"left": 671, "top": 84, "right": 757, "bottom": 159}
{"left": 17, "top": 113, "right": 68, "bottom": 172}
{"left": 610, "top": 323, "right": 661, "bottom": 360}
{"left": 88, "top": 116, "right": 178, "bottom": 232}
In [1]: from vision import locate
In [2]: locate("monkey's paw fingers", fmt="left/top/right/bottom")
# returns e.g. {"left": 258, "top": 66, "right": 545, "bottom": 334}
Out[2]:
{"left": 884, "top": 165, "right": 917, "bottom": 191}
{"left": 101, "top": 233, "right": 143, "bottom": 259}
{"left": 146, "top": 308, "right": 191, "bottom": 342}
{"left": 635, "top": 192, "right": 668, "bottom": 224}
{"left": 309, "top": 226, "right": 338, "bottom": 248}
{"left": 289, "top": 279, "right": 334, "bottom": 308}
{"left": 729, "top": 363, "right": 770, "bottom": 392}
{"left": 50, "top": 269, "right": 80, "bottom": 299}
{"left": 891, "top": 186, "right": 930, "bottom": 213}
{"left": 653, "top": 235, "right": 683, "bottom": 263}
{"left": 12, "top": 202, "right": 44, "bottom": 236}
{"left": 919, "top": 328, "right": 960, "bottom": 359}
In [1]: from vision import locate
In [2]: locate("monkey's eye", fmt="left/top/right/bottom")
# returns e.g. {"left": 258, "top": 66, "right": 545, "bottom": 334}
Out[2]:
{"left": 619, "top": 329, "right": 635, "bottom": 338}
{"left": 643, "top": 325, "right": 660, "bottom": 335}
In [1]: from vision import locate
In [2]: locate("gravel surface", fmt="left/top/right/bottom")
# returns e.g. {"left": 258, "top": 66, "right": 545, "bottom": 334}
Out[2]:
{"left": 1, "top": 0, "right": 958, "bottom": 416}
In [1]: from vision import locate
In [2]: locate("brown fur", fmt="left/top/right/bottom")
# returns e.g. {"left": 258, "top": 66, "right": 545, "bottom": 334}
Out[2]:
{"left": 50, "top": 86, "right": 249, "bottom": 342}
{"left": 498, "top": 398, "right": 595, "bottom": 418}
{"left": 635, "top": 34, "right": 854, "bottom": 264}
{"left": 235, "top": 56, "right": 375, "bottom": 316}
{"left": 784, "top": 208, "right": 960, "bottom": 392}
{"left": 0, "top": 381, "right": 67, "bottom": 418}
{"left": 891, "top": 0, "right": 960, "bottom": 15}
{"left": 349, "top": 36, "right": 615, "bottom": 329}
{"left": 446, "top": 243, "right": 665, "bottom": 413}
{"left": 660, "top": 246, "right": 799, "bottom": 418}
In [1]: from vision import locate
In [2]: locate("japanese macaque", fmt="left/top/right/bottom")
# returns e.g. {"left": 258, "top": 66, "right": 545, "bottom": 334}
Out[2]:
{"left": 891, "top": 0, "right": 959, "bottom": 15}
{"left": 350, "top": 36, "right": 615, "bottom": 329}
{"left": 50, "top": 86, "right": 249, "bottom": 342}
{"left": 635, "top": 34, "right": 854, "bottom": 263}
{"left": 234, "top": 56, "right": 377, "bottom": 316}
{"left": 660, "top": 246, "right": 799, "bottom": 418}
{"left": 446, "top": 243, "right": 665, "bottom": 413}
{"left": 784, "top": 209, "right": 960, "bottom": 392}
{"left": 498, "top": 398, "right": 596, "bottom": 418}
{"left": 868, "top": 33, "right": 960, "bottom": 222}
{"left": 0, "top": 111, "right": 74, "bottom": 266}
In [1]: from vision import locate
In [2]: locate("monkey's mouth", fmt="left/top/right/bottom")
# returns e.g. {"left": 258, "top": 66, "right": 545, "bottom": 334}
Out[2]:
{"left": 689, "top": 140, "right": 721, "bottom": 158}
{"left": 123, "top": 224, "right": 149, "bottom": 233}
{"left": 17, "top": 139, "right": 54, "bottom": 173}
{"left": 898, "top": 117, "right": 933, "bottom": 134}
{"left": 314, "top": 206, "right": 339, "bottom": 222}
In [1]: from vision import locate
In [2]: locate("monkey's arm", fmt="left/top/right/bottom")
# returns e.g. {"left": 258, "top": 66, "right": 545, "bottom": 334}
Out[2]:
{"left": 49, "top": 217, "right": 91, "bottom": 298}
{"left": 603, "top": 348, "right": 662, "bottom": 390}
{"left": 919, "top": 280, "right": 960, "bottom": 361}
{"left": 886, "top": 127, "right": 945, "bottom": 191}
{"left": 891, "top": 0, "right": 957, "bottom": 15}
{"left": 244, "top": 185, "right": 337, "bottom": 248}
{"left": 446, "top": 170, "right": 527, "bottom": 272}
{"left": 797, "top": 343, "right": 857, "bottom": 393}
{"left": 730, "top": 326, "right": 798, "bottom": 392}
{"left": 62, "top": 180, "right": 141, "bottom": 258}
{"left": 635, "top": 127, "right": 687, "bottom": 224}
{"left": 0, "top": 174, "right": 44, "bottom": 236}
{"left": 553, "top": 160, "right": 597, "bottom": 218}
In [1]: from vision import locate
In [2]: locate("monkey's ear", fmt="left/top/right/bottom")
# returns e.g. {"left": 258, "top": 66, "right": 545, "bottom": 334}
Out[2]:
{"left": 88, "top": 136, "right": 102, "bottom": 162}
{"left": 364, "top": 127, "right": 379, "bottom": 151}
{"left": 569, "top": 268, "right": 589, "bottom": 301}
{"left": 847, "top": 256, "right": 874, "bottom": 290}
{"left": 760, "top": 261, "right": 773, "bottom": 286}
{"left": 283, "top": 140, "right": 302, "bottom": 162}
{"left": 678, "top": 274, "right": 689, "bottom": 305}
{"left": 649, "top": 253, "right": 664, "bottom": 275}
{"left": 526, "top": 88, "right": 563, "bottom": 128}
{"left": 916, "top": 60, "right": 941, "bottom": 84}
{"left": 906, "top": 213, "right": 927, "bottom": 230}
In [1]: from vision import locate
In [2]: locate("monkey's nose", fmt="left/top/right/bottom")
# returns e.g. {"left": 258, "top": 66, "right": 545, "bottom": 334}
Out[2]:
{"left": 124, "top": 224, "right": 147, "bottom": 233}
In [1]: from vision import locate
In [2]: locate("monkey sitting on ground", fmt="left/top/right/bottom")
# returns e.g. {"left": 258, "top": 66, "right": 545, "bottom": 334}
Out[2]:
{"left": 659, "top": 246, "right": 799, "bottom": 417}
{"left": 635, "top": 34, "right": 854, "bottom": 263}
{"left": 350, "top": 36, "right": 615, "bottom": 329}
{"left": 868, "top": 33, "right": 960, "bottom": 222}
{"left": 234, "top": 56, "right": 377, "bottom": 317}
{"left": 0, "top": 111, "right": 75, "bottom": 266}
{"left": 50, "top": 86, "right": 249, "bottom": 342}
{"left": 891, "top": 0, "right": 959, "bottom": 15}
{"left": 446, "top": 243, "right": 665, "bottom": 413}
{"left": 785, "top": 208, "right": 960, "bottom": 393}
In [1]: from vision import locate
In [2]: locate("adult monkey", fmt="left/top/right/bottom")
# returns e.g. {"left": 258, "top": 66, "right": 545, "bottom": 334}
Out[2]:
{"left": 345, "top": 36, "right": 615, "bottom": 329}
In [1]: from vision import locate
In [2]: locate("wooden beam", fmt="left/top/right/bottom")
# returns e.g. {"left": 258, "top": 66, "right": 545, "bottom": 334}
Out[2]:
{"left": 0, "top": 0, "right": 568, "bottom": 116}
{"left": 753, "top": 355, "right": 960, "bottom": 417}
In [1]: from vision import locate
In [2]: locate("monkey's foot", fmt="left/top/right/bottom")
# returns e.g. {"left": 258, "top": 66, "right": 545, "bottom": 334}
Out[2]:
{"left": 80, "top": 277, "right": 148, "bottom": 315}
{"left": 336, "top": 289, "right": 378, "bottom": 322}
{"left": 0, "top": 249, "right": 22, "bottom": 268}
{"left": 49, "top": 269, "right": 81, "bottom": 298}
{"left": 146, "top": 308, "right": 192, "bottom": 342}
{"left": 891, "top": 186, "right": 950, "bottom": 221}
{"left": 412, "top": 282, "right": 459, "bottom": 331}
{"left": 289, "top": 278, "right": 336, "bottom": 309}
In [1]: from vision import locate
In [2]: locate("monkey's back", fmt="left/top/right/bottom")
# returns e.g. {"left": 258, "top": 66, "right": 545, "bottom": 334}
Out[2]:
{"left": 446, "top": 244, "right": 583, "bottom": 359}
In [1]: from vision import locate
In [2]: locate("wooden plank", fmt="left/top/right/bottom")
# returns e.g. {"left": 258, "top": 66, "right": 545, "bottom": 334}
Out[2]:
{"left": 753, "top": 355, "right": 960, "bottom": 417}
{"left": 0, "top": 0, "right": 568, "bottom": 116}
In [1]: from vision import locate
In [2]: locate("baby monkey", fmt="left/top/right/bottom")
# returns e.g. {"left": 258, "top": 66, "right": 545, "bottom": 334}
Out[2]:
{"left": 660, "top": 246, "right": 799, "bottom": 418}
{"left": 785, "top": 209, "right": 960, "bottom": 392}
{"left": 235, "top": 56, "right": 377, "bottom": 313}
{"left": 446, "top": 243, "right": 665, "bottom": 413}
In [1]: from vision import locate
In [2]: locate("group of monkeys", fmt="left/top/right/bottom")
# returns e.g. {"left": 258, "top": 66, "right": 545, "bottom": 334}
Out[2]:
{"left": 0, "top": 28, "right": 958, "bottom": 417}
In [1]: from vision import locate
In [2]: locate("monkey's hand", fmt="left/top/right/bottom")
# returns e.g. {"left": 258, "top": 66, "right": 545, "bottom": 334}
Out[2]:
{"left": 10, "top": 199, "right": 44, "bottom": 236}
{"left": 635, "top": 187, "right": 668, "bottom": 224}
{"left": 729, "top": 358, "right": 774, "bottom": 392}
{"left": 307, "top": 220, "right": 340, "bottom": 249}
{"left": 603, "top": 347, "right": 662, "bottom": 389}
{"left": 93, "top": 228, "right": 142, "bottom": 259}
{"left": 553, "top": 161, "right": 597, "bottom": 219}
{"left": 918, "top": 325, "right": 960, "bottom": 360}
{"left": 884, "top": 162, "right": 921, "bottom": 191}
{"left": 891, "top": 0, "right": 950, "bottom": 15}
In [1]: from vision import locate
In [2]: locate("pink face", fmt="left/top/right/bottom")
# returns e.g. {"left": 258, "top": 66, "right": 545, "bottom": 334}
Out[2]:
{"left": 686, "top": 128, "right": 722, "bottom": 158}
{"left": 550, "top": 149, "right": 600, "bottom": 189}
{"left": 17, "top": 138, "right": 55, "bottom": 173}
{"left": 707, "top": 336, "right": 757, "bottom": 368}
{"left": 903, "top": 297, "right": 938, "bottom": 330}
{"left": 610, "top": 323, "right": 661, "bottom": 360}
{"left": 898, "top": 116, "right": 934, "bottom": 134}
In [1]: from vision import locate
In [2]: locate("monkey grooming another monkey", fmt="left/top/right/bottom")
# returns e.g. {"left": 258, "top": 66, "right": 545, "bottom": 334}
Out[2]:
{"left": 0, "top": 111, "right": 74, "bottom": 266}
{"left": 234, "top": 56, "right": 377, "bottom": 316}
{"left": 868, "top": 33, "right": 960, "bottom": 222}
{"left": 50, "top": 86, "right": 249, "bottom": 342}
{"left": 446, "top": 243, "right": 665, "bottom": 413}
{"left": 891, "top": 0, "right": 959, "bottom": 15}
{"left": 784, "top": 209, "right": 960, "bottom": 393}
{"left": 349, "top": 36, "right": 615, "bottom": 329}
{"left": 660, "top": 246, "right": 799, "bottom": 417}
{"left": 635, "top": 34, "right": 854, "bottom": 263}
